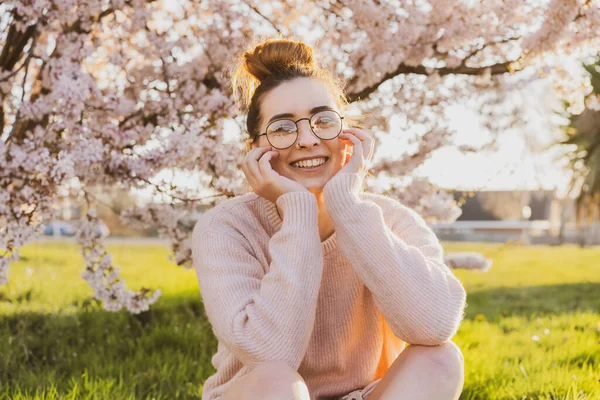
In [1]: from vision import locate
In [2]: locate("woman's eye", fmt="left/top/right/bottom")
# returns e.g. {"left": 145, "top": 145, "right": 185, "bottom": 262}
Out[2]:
{"left": 315, "top": 118, "right": 334, "bottom": 126}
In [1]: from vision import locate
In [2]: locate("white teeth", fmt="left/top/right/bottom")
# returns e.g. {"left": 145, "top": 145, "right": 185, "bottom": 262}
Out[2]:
{"left": 291, "top": 157, "right": 326, "bottom": 168}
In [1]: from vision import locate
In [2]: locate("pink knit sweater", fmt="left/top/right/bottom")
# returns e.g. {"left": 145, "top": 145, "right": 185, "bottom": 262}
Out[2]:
{"left": 191, "top": 172, "right": 467, "bottom": 400}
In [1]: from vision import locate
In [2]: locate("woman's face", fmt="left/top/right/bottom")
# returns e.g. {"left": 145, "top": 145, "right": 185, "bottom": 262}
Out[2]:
{"left": 252, "top": 77, "right": 350, "bottom": 195}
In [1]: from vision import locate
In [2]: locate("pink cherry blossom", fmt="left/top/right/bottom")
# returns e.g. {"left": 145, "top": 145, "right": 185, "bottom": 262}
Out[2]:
{"left": 2, "top": 0, "right": 598, "bottom": 312}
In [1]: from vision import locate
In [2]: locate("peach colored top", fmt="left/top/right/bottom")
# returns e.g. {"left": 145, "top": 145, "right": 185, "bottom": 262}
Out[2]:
{"left": 191, "top": 172, "right": 467, "bottom": 400}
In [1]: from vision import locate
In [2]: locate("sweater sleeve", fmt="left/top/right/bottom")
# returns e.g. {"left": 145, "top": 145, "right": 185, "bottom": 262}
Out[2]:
{"left": 191, "top": 191, "right": 323, "bottom": 371}
{"left": 322, "top": 172, "right": 467, "bottom": 346}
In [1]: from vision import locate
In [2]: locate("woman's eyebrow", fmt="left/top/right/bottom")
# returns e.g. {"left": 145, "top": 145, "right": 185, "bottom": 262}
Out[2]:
{"left": 267, "top": 105, "right": 335, "bottom": 125}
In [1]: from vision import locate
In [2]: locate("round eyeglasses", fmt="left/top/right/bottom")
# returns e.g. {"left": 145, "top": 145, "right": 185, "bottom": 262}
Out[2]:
{"left": 256, "top": 109, "right": 344, "bottom": 150}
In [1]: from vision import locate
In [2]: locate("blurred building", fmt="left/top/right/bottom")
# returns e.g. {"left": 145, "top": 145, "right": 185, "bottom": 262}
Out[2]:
{"left": 48, "top": 187, "right": 599, "bottom": 245}
{"left": 431, "top": 189, "right": 600, "bottom": 245}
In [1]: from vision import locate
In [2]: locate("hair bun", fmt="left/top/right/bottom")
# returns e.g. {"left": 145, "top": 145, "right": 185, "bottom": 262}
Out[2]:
{"left": 243, "top": 39, "right": 316, "bottom": 82}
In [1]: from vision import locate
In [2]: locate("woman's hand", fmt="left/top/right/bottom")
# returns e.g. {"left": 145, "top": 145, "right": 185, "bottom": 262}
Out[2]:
{"left": 336, "top": 128, "right": 375, "bottom": 179}
{"left": 241, "top": 146, "right": 309, "bottom": 204}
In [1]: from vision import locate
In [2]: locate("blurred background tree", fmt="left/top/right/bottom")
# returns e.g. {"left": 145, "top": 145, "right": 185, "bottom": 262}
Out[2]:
{"left": 558, "top": 55, "right": 600, "bottom": 247}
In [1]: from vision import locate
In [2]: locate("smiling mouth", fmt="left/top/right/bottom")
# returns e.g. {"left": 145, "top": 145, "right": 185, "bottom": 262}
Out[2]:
{"left": 289, "top": 157, "right": 329, "bottom": 171}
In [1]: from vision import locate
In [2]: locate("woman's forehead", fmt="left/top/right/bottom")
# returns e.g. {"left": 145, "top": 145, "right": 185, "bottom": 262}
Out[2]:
{"left": 260, "top": 78, "right": 337, "bottom": 121}
{"left": 262, "top": 78, "right": 335, "bottom": 110}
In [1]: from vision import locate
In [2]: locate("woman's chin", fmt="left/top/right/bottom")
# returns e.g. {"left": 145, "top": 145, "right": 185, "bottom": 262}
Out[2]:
{"left": 297, "top": 177, "right": 330, "bottom": 192}
{"left": 282, "top": 162, "right": 342, "bottom": 191}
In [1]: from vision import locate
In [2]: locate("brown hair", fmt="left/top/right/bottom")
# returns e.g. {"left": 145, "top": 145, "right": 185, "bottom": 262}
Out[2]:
{"left": 227, "top": 34, "right": 369, "bottom": 156}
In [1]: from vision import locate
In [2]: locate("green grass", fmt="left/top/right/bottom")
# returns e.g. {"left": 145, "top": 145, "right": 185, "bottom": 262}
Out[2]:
{"left": 0, "top": 240, "right": 598, "bottom": 399}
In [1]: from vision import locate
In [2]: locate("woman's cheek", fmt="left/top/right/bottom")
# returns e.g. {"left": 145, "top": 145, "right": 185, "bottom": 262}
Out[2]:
{"left": 269, "top": 157, "right": 282, "bottom": 174}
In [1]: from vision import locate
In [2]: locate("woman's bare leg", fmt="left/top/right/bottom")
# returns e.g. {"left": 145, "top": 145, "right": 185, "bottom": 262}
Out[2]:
{"left": 368, "top": 340, "right": 465, "bottom": 400}
{"left": 220, "top": 360, "right": 311, "bottom": 400}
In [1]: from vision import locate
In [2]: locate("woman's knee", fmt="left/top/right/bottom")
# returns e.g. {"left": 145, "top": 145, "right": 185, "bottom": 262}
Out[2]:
{"left": 252, "top": 360, "right": 306, "bottom": 384}
{"left": 411, "top": 340, "right": 464, "bottom": 380}
{"left": 242, "top": 361, "right": 309, "bottom": 400}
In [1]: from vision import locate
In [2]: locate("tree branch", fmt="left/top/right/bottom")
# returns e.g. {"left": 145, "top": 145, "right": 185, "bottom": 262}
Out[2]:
{"left": 5, "top": 26, "right": 37, "bottom": 143}
{"left": 243, "top": 1, "right": 282, "bottom": 35}
{"left": 0, "top": 17, "right": 37, "bottom": 73}
{"left": 346, "top": 60, "right": 520, "bottom": 102}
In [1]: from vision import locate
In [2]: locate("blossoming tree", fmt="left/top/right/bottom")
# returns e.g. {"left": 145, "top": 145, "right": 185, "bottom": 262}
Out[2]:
{"left": 1, "top": 0, "right": 599, "bottom": 313}
{"left": 557, "top": 55, "right": 600, "bottom": 245}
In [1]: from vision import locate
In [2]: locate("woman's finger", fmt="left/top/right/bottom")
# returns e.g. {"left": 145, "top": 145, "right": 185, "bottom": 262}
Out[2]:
{"left": 367, "top": 136, "right": 375, "bottom": 162}
{"left": 243, "top": 147, "right": 271, "bottom": 188}
{"left": 342, "top": 129, "right": 368, "bottom": 146}
{"left": 258, "top": 150, "right": 279, "bottom": 181}
{"left": 343, "top": 128, "right": 374, "bottom": 161}
{"left": 343, "top": 127, "right": 370, "bottom": 141}
{"left": 354, "top": 129, "right": 374, "bottom": 161}
{"left": 241, "top": 155, "right": 256, "bottom": 190}
{"left": 340, "top": 132, "right": 363, "bottom": 160}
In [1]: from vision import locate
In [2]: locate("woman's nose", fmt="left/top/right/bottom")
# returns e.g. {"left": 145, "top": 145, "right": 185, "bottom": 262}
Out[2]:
{"left": 296, "top": 120, "right": 319, "bottom": 148}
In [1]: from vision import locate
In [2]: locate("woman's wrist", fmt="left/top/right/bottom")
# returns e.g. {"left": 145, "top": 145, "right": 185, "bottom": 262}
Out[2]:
{"left": 276, "top": 191, "right": 318, "bottom": 222}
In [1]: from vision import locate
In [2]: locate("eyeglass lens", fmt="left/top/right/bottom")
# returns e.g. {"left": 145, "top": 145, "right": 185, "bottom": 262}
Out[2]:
{"left": 266, "top": 110, "right": 342, "bottom": 149}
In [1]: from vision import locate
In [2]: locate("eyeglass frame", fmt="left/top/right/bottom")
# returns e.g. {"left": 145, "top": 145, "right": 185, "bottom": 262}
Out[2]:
{"left": 252, "top": 109, "right": 345, "bottom": 150}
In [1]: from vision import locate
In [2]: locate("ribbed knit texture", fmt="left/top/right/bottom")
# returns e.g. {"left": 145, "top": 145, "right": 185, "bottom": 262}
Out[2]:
{"left": 192, "top": 172, "right": 467, "bottom": 400}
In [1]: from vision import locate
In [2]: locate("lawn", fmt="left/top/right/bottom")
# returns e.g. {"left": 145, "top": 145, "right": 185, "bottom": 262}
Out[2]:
{"left": 0, "top": 240, "right": 598, "bottom": 399}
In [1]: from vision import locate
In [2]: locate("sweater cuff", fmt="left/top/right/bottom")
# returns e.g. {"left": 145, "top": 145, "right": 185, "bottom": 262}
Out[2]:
{"left": 323, "top": 172, "right": 364, "bottom": 216}
{"left": 275, "top": 191, "right": 319, "bottom": 224}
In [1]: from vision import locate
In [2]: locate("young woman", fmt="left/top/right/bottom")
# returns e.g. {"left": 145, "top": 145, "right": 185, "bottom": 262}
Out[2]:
{"left": 192, "top": 37, "right": 467, "bottom": 400}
